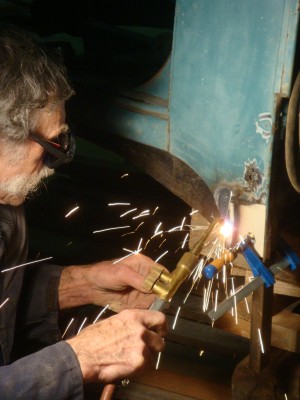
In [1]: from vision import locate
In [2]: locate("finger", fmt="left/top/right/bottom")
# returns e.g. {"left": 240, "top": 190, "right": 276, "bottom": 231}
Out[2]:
{"left": 139, "top": 310, "right": 168, "bottom": 337}
{"left": 144, "top": 329, "right": 166, "bottom": 353}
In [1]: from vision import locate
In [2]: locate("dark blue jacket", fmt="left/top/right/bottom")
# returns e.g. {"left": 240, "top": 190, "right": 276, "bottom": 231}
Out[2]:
{"left": 0, "top": 205, "right": 84, "bottom": 399}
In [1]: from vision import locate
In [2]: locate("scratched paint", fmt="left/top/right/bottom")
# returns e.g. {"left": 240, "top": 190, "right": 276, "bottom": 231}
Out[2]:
{"left": 255, "top": 112, "right": 272, "bottom": 142}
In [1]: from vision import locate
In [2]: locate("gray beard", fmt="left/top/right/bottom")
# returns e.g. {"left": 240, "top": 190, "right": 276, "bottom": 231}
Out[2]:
{"left": 0, "top": 166, "right": 55, "bottom": 206}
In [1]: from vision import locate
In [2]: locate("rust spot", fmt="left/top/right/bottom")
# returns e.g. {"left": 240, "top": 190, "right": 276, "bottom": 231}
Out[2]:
{"left": 243, "top": 159, "right": 263, "bottom": 192}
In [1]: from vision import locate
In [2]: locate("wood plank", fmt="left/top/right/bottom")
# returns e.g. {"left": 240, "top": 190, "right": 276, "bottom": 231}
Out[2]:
{"left": 132, "top": 351, "right": 233, "bottom": 400}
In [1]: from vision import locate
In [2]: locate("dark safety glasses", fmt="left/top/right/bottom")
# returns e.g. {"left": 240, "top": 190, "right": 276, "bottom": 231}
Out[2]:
{"left": 29, "top": 129, "right": 76, "bottom": 168}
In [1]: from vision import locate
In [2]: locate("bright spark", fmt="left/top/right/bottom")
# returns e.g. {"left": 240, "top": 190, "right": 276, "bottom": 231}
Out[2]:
{"left": 137, "top": 238, "right": 143, "bottom": 252}
{"left": 65, "top": 205, "right": 79, "bottom": 218}
{"left": 113, "top": 247, "right": 143, "bottom": 264}
{"left": 155, "top": 250, "right": 168, "bottom": 263}
{"left": 180, "top": 217, "right": 186, "bottom": 230}
{"left": 152, "top": 206, "right": 159, "bottom": 215}
{"left": 167, "top": 226, "right": 181, "bottom": 232}
{"left": 258, "top": 328, "right": 264, "bottom": 353}
{"left": 199, "top": 350, "right": 204, "bottom": 356}
{"left": 93, "top": 304, "right": 109, "bottom": 324}
{"left": 108, "top": 203, "right": 130, "bottom": 206}
{"left": 239, "top": 235, "right": 245, "bottom": 244}
{"left": 151, "top": 231, "right": 163, "bottom": 239}
{"left": 120, "top": 208, "right": 137, "bottom": 217}
{"left": 132, "top": 211, "right": 150, "bottom": 220}
{"left": 93, "top": 226, "right": 130, "bottom": 234}
{"left": 214, "top": 290, "right": 218, "bottom": 312}
{"left": 155, "top": 352, "right": 162, "bottom": 370}
{"left": 0, "top": 298, "right": 9, "bottom": 309}
{"left": 1, "top": 257, "right": 53, "bottom": 273}
{"left": 181, "top": 233, "right": 189, "bottom": 249}
{"left": 135, "top": 222, "right": 144, "bottom": 231}
{"left": 121, "top": 174, "right": 129, "bottom": 178}
{"left": 154, "top": 222, "right": 162, "bottom": 234}
{"left": 159, "top": 239, "right": 167, "bottom": 248}
{"left": 244, "top": 297, "right": 250, "bottom": 313}
{"left": 233, "top": 295, "right": 238, "bottom": 325}
{"left": 77, "top": 317, "right": 87, "bottom": 334}
{"left": 172, "top": 307, "right": 181, "bottom": 330}
{"left": 62, "top": 318, "right": 74, "bottom": 339}
{"left": 190, "top": 209, "right": 199, "bottom": 215}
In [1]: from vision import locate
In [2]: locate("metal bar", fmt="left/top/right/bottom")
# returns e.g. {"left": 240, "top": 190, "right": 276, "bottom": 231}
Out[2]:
{"left": 207, "top": 257, "right": 291, "bottom": 321}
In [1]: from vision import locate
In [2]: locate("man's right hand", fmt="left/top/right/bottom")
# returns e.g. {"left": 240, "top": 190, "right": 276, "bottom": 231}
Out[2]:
{"left": 66, "top": 309, "right": 167, "bottom": 383}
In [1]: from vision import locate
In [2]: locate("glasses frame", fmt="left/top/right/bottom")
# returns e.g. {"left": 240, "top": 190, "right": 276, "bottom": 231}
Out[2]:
{"left": 29, "top": 129, "right": 76, "bottom": 168}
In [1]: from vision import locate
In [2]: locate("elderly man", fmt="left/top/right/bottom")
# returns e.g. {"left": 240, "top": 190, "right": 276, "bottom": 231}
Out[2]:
{"left": 0, "top": 26, "right": 167, "bottom": 399}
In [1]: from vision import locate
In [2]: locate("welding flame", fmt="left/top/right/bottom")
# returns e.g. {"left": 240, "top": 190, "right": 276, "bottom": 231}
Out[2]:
{"left": 219, "top": 219, "right": 233, "bottom": 238}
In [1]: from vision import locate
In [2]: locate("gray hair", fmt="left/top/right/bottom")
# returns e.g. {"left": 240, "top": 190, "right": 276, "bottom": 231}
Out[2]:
{"left": 0, "top": 26, "right": 74, "bottom": 143}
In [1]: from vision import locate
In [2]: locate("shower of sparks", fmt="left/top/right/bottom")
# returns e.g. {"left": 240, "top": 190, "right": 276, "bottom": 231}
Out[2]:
{"left": 155, "top": 250, "right": 168, "bottom": 263}
{"left": 62, "top": 317, "right": 74, "bottom": 339}
{"left": 77, "top": 317, "right": 87, "bottom": 334}
{"left": 108, "top": 202, "right": 131, "bottom": 206}
{"left": 0, "top": 298, "right": 9, "bottom": 309}
{"left": 172, "top": 307, "right": 181, "bottom": 330}
{"left": 93, "top": 226, "right": 130, "bottom": 234}
{"left": 155, "top": 352, "right": 162, "bottom": 370}
{"left": 190, "top": 209, "right": 199, "bottom": 215}
{"left": 65, "top": 205, "right": 79, "bottom": 218}
{"left": 180, "top": 217, "right": 186, "bottom": 230}
{"left": 152, "top": 206, "right": 159, "bottom": 215}
{"left": 1, "top": 256, "right": 53, "bottom": 273}
{"left": 181, "top": 233, "right": 189, "bottom": 249}
{"left": 121, "top": 174, "right": 129, "bottom": 178}
{"left": 258, "top": 328, "right": 264, "bottom": 353}
{"left": 93, "top": 304, "right": 109, "bottom": 324}
{"left": 183, "top": 258, "right": 206, "bottom": 303}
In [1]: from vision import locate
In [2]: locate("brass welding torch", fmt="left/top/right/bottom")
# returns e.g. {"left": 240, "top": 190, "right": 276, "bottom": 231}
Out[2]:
{"left": 143, "top": 218, "right": 224, "bottom": 311}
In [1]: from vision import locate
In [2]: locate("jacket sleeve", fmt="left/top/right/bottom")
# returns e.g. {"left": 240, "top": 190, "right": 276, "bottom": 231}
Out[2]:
{"left": 0, "top": 341, "right": 84, "bottom": 400}
{"left": 12, "top": 263, "right": 67, "bottom": 359}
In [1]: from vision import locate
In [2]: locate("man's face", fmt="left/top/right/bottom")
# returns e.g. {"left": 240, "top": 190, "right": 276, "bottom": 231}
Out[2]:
{"left": 0, "top": 102, "right": 67, "bottom": 206}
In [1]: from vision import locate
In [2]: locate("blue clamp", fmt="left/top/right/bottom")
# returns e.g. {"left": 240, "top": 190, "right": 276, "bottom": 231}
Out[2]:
{"left": 203, "top": 264, "right": 218, "bottom": 280}
{"left": 277, "top": 238, "right": 300, "bottom": 271}
{"left": 241, "top": 246, "right": 275, "bottom": 288}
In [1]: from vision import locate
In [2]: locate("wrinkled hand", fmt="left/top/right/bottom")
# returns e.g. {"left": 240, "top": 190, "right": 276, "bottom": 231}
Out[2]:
{"left": 59, "top": 254, "right": 164, "bottom": 311}
{"left": 87, "top": 253, "right": 160, "bottom": 311}
{"left": 67, "top": 309, "right": 167, "bottom": 383}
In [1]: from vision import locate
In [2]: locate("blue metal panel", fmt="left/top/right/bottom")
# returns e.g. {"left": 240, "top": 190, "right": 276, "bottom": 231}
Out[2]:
{"left": 169, "top": 0, "right": 298, "bottom": 202}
